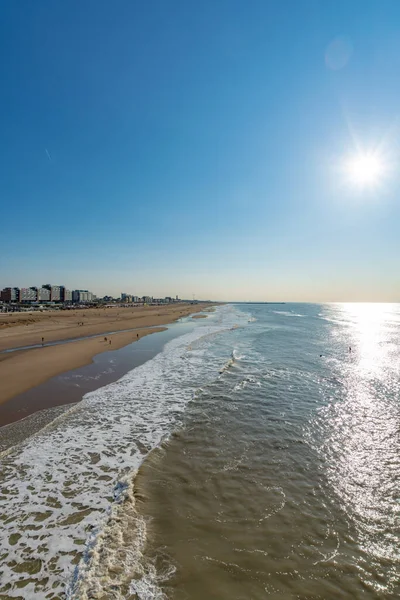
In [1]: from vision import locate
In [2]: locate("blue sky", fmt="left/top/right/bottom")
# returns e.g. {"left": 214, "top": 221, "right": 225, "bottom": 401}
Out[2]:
{"left": 1, "top": 0, "right": 400, "bottom": 301}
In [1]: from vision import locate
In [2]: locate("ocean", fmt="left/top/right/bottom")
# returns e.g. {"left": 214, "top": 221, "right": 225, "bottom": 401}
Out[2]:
{"left": 0, "top": 303, "right": 399, "bottom": 599}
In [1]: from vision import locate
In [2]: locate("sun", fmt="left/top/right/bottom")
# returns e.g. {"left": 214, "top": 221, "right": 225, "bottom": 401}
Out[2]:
{"left": 345, "top": 153, "right": 385, "bottom": 187}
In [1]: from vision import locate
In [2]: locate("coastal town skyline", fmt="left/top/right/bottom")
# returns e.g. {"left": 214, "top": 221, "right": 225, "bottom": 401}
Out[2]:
{"left": 0, "top": 283, "right": 183, "bottom": 305}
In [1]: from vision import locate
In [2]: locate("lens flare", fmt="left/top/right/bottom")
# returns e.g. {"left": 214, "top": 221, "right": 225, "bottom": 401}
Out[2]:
{"left": 345, "top": 153, "right": 385, "bottom": 187}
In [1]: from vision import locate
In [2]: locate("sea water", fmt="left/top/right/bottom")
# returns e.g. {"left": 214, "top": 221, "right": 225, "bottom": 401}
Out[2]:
{"left": 0, "top": 303, "right": 399, "bottom": 599}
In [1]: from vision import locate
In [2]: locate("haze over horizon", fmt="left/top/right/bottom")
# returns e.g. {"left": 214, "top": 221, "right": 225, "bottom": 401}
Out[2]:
{"left": 1, "top": 0, "right": 400, "bottom": 302}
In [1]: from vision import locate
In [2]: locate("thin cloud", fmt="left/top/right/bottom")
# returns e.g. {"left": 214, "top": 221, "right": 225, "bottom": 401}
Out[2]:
{"left": 45, "top": 148, "right": 52, "bottom": 161}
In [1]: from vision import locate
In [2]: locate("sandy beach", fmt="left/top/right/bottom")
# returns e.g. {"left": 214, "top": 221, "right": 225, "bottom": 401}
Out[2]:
{"left": 0, "top": 303, "right": 210, "bottom": 351}
{"left": 0, "top": 303, "right": 212, "bottom": 406}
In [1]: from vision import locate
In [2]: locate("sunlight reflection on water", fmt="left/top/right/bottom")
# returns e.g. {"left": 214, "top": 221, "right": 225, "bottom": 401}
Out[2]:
{"left": 341, "top": 302, "right": 398, "bottom": 376}
{"left": 318, "top": 303, "right": 400, "bottom": 594}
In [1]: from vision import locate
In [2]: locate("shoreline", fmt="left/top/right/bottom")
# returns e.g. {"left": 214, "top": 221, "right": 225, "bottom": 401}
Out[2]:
{"left": 0, "top": 303, "right": 214, "bottom": 409}
{"left": 0, "top": 319, "right": 202, "bottom": 451}
{"left": 0, "top": 327, "right": 166, "bottom": 408}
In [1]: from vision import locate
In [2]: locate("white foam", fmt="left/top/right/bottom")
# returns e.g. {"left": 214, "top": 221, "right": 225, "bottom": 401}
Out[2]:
{"left": 0, "top": 305, "right": 248, "bottom": 599}
{"left": 272, "top": 310, "right": 305, "bottom": 318}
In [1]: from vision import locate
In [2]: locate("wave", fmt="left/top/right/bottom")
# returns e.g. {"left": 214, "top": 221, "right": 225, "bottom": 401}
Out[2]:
{"left": 318, "top": 315, "right": 351, "bottom": 326}
{"left": 0, "top": 304, "right": 250, "bottom": 599}
{"left": 218, "top": 347, "right": 244, "bottom": 374}
{"left": 233, "top": 375, "right": 261, "bottom": 391}
{"left": 272, "top": 310, "right": 305, "bottom": 318}
{"left": 66, "top": 471, "right": 166, "bottom": 600}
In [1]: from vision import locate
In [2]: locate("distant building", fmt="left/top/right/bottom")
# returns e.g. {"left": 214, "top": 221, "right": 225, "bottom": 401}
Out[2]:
{"left": 57, "top": 285, "right": 72, "bottom": 302}
{"left": 20, "top": 287, "right": 37, "bottom": 302}
{"left": 132, "top": 296, "right": 139, "bottom": 303}
{"left": 72, "top": 290, "right": 93, "bottom": 303}
{"left": 63, "top": 289, "right": 72, "bottom": 302}
{"left": 142, "top": 296, "right": 152, "bottom": 304}
{"left": 51, "top": 286, "right": 61, "bottom": 302}
{"left": 1, "top": 284, "right": 96, "bottom": 304}
{"left": 121, "top": 293, "right": 132, "bottom": 303}
{"left": 0, "top": 287, "right": 20, "bottom": 303}
{"left": 42, "top": 284, "right": 62, "bottom": 302}
{"left": 37, "top": 287, "right": 51, "bottom": 302}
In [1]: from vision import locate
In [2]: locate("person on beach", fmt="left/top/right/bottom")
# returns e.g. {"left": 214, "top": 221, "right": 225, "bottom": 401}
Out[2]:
{"left": 104, "top": 337, "right": 107, "bottom": 342}
{"left": 137, "top": 333, "right": 139, "bottom": 338}
{"left": 42, "top": 337, "right": 44, "bottom": 346}
{"left": 109, "top": 339, "right": 112, "bottom": 345}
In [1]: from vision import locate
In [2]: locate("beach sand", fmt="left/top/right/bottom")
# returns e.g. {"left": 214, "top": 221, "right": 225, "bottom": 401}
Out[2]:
{"left": 0, "top": 303, "right": 209, "bottom": 351}
{"left": 0, "top": 303, "right": 212, "bottom": 406}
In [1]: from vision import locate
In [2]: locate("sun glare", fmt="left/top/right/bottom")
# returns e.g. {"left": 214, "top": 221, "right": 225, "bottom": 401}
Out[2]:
{"left": 345, "top": 153, "right": 385, "bottom": 187}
